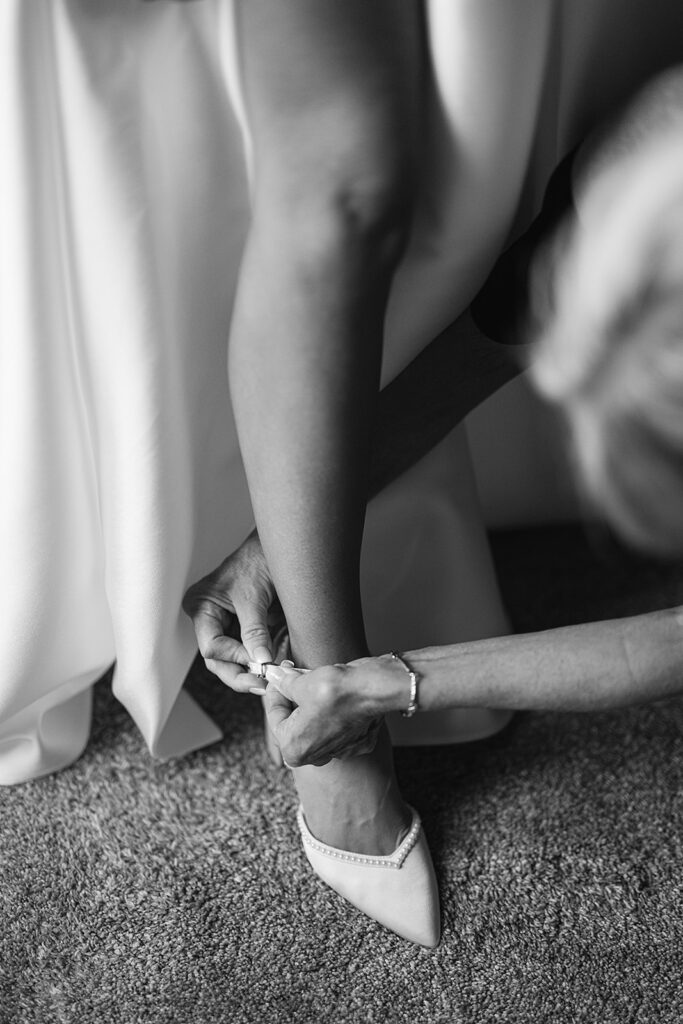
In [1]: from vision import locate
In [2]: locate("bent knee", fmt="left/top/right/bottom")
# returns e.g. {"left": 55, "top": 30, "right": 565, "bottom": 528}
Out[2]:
{"left": 253, "top": 154, "right": 416, "bottom": 267}
{"left": 251, "top": 99, "right": 416, "bottom": 258}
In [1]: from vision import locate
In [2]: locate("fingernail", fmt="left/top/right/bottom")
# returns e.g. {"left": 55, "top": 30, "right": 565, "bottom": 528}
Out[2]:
{"left": 249, "top": 686, "right": 267, "bottom": 696}
{"left": 281, "top": 659, "right": 295, "bottom": 669}
{"left": 253, "top": 647, "right": 272, "bottom": 665}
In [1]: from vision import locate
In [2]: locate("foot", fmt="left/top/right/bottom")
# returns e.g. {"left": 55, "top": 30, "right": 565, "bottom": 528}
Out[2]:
{"left": 291, "top": 723, "right": 411, "bottom": 855}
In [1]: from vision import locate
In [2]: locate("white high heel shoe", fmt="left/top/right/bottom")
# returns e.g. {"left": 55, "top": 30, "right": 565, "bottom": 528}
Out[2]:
{"left": 297, "top": 804, "right": 441, "bottom": 948}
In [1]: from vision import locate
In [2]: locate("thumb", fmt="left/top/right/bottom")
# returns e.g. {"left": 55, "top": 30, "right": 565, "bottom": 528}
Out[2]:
{"left": 266, "top": 664, "right": 303, "bottom": 704}
{"left": 264, "top": 679, "right": 297, "bottom": 737}
{"left": 232, "top": 592, "right": 273, "bottom": 666}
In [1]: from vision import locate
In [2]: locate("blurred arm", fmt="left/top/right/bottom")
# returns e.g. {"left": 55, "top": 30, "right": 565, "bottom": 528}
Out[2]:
{"left": 370, "top": 312, "right": 525, "bottom": 496}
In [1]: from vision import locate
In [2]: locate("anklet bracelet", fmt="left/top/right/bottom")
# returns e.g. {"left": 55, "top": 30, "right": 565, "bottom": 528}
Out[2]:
{"left": 390, "top": 652, "right": 420, "bottom": 718}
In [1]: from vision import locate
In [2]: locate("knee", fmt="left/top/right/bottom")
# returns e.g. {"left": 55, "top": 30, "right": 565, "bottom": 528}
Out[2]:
{"left": 251, "top": 105, "right": 416, "bottom": 267}
{"left": 322, "top": 157, "right": 414, "bottom": 261}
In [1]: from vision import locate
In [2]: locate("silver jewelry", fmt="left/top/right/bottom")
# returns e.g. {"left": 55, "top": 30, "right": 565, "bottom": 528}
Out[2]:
{"left": 390, "top": 651, "right": 420, "bottom": 718}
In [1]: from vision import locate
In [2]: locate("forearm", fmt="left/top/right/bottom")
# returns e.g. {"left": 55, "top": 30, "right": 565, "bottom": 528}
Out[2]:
{"left": 370, "top": 311, "right": 525, "bottom": 497}
{"left": 364, "top": 607, "right": 683, "bottom": 713}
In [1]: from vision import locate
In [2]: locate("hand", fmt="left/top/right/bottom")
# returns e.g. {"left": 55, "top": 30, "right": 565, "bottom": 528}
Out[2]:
{"left": 264, "top": 660, "right": 383, "bottom": 767}
{"left": 182, "top": 530, "right": 288, "bottom": 692}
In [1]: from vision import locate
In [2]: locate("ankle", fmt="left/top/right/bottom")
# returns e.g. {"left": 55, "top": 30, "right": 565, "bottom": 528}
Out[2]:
{"left": 292, "top": 746, "right": 411, "bottom": 856}
{"left": 300, "top": 790, "right": 410, "bottom": 856}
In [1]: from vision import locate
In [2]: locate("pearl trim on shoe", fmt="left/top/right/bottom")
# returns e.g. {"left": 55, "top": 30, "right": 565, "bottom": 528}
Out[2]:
{"left": 297, "top": 805, "right": 422, "bottom": 869}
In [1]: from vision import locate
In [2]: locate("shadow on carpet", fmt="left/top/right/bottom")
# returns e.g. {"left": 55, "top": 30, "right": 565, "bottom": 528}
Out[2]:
{"left": 2, "top": 525, "right": 683, "bottom": 1024}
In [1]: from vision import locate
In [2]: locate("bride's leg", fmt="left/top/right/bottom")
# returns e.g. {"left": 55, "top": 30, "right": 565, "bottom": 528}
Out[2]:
{"left": 229, "top": 0, "right": 420, "bottom": 853}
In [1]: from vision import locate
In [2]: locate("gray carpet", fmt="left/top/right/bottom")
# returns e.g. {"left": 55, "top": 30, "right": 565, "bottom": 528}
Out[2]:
{"left": 3, "top": 525, "right": 683, "bottom": 1024}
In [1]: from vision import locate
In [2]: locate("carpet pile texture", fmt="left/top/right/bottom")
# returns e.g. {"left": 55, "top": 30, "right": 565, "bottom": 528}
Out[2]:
{"left": 2, "top": 525, "right": 683, "bottom": 1023}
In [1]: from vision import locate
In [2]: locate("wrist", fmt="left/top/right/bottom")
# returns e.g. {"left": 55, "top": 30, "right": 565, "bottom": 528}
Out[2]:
{"left": 349, "top": 654, "right": 415, "bottom": 716}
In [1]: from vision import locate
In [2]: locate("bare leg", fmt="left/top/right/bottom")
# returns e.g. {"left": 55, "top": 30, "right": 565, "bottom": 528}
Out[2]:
{"left": 230, "top": 0, "right": 420, "bottom": 853}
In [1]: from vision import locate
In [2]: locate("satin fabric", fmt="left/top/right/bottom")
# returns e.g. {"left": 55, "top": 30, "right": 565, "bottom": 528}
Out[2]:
{"left": 3, "top": 1, "right": 683, "bottom": 782}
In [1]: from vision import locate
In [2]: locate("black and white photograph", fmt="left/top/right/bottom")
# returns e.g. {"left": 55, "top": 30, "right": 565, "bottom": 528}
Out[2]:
{"left": 3, "top": 1, "right": 683, "bottom": 1021}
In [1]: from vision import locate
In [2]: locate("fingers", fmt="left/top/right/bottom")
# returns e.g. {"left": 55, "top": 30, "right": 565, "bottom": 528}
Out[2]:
{"left": 190, "top": 601, "right": 259, "bottom": 692}
{"left": 264, "top": 681, "right": 297, "bottom": 735}
{"left": 205, "top": 658, "right": 248, "bottom": 690}
{"left": 264, "top": 682, "right": 334, "bottom": 767}
{"left": 265, "top": 663, "right": 302, "bottom": 702}
{"left": 185, "top": 584, "right": 276, "bottom": 691}
{"left": 187, "top": 599, "right": 245, "bottom": 663}
{"left": 264, "top": 665, "right": 381, "bottom": 766}
{"left": 231, "top": 591, "right": 273, "bottom": 666}
{"left": 183, "top": 539, "right": 277, "bottom": 670}
{"left": 264, "top": 679, "right": 328, "bottom": 768}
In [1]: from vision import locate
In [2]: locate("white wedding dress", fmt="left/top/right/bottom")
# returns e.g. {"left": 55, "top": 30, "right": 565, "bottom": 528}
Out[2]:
{"left": 2, "top": 0, "right": 683, "bottom": 784}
